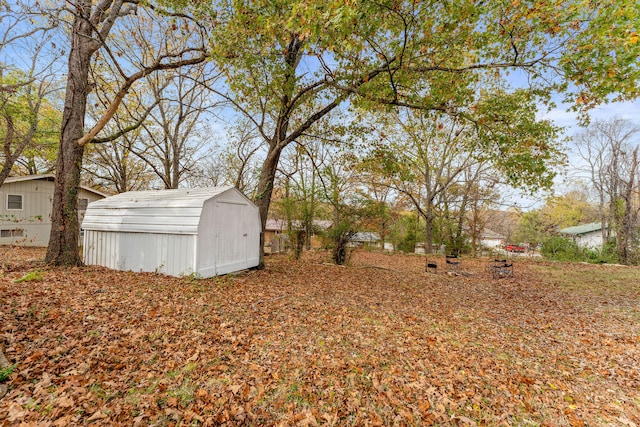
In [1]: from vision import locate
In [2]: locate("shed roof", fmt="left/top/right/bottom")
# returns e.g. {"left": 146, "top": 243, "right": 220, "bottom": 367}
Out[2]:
{"left": 559, "top": 222, "right": 603, "bottom": 235}
{"left": 82, "top": 186, "right": 244, "bottom": 234}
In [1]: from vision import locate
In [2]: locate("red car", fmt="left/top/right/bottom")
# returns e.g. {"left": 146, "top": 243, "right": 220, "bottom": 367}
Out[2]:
{"left": 505, "top": 244, "right": 526, "bottom": 253}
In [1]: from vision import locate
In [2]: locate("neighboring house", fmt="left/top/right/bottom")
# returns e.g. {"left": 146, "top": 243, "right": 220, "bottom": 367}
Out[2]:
{"left": 480, "top": 228, "right": 506, "bottom": 248}
{"left": 264, "top": 219, "right": 289, "bottom": 254}
{"left": 559, "top": 222, "right": 605, "bottom": 248}
{"left": 0, "top": 174, "right": 106, "bottom": 247}
{"left": 264, "top": 218, "right": 331, "bottom": 254}
{"left": 82, "top": 187, "right": 261, "bottom": 277}
{"left": 348, "top": 231, "right": 381, "bottom": 248}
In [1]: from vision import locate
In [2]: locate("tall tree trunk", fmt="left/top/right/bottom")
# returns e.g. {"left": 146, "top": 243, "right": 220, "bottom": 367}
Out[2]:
{"left": 0, "top": 114, "right": 30, "bottom": 186}
{"left": 423, "top": 201, "right": 435, "bottom": 254}
{"left": 45, "top": 11, "right": 93, "bottom": 266}
{"left": 255, "top": 146, "right": 283, "bottom": 268}
{"left": 617, "top": 148, "right": 639, "bottom": 265}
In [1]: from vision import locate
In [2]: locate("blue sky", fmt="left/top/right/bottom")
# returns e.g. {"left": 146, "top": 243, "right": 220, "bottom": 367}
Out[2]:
{"left": 502, "top": 99, "right": 640, "bottom": 210}
{"left": 543, "top": 100, "right": 640, "bottom": 133}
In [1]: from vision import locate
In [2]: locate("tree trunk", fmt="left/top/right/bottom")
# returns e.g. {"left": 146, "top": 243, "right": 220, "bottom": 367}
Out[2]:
{"left": 254, "top": 146, "right": 283, "bottom": 268}
{"left": 423, "top": 203, "right": 435, "bottom": 254}
{"left": 0, "top": 115, "right": 26, "bottom": 186}
{"left": 617, "top": 148, "right": 639, "bottom": 265}
{"left": 45, "top": 11, "right": 93, "bottom": 266}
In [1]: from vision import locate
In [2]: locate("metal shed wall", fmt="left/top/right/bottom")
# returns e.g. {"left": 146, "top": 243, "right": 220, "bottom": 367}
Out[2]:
{"left": 83, "top": 230, "right": 197, "bottom": 276}
{"left": 196, "top": 191, "right": 261, "bottom": 277}
{"left": 82, "top": 187, "right": 260, "bottom": 277}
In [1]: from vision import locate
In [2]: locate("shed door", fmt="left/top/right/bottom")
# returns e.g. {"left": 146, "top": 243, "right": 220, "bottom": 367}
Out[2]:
{"left": 216, "top": 201, "right": 248, "bottom": 266}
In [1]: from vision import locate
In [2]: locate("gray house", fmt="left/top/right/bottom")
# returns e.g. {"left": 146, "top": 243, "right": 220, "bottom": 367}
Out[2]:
{"left": 348, "top": 232, "right": 381, "bottom": 248}
{"left": 0, "top": 175, "right": 106, "bottom": 246}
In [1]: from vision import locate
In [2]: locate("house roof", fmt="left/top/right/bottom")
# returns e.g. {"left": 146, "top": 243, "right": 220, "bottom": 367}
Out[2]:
{"left": 265, "top": 219, "right": 288, "bottom": 231}
{"left": 481, "top": 228, "right": 506, "bottom": 240}
{"left": 559, "top": 222, "right": 603, "bottom": 235}
{"left": 265, "top": 218, "right": 332, "bottom": 232}
{"left": 82, "top": 186, "right": 246, "bottom": 234}
{"left": 3, "top": 174, "right": 108, "bottom": 198}
{"left": 350, "top": 232, "right": 381, "bottom": 242}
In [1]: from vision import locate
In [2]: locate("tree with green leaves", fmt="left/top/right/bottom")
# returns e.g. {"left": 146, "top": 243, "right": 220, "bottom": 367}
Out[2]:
{"left": 360, "top": 91, "right": 563, "bottom": 254}
{"left": 273, "top": 143, "right": 322, "bottom": 255}
{"left": 0, "top": 3, "right": 62, "bottom": 185}
{"left": 1, "top": 68, "right": 61, "bottom": 183}
{"left": 199, "top": 0, "right": 638, "bottom": 266}
{"left": 512, "top": 210, "right": 551, "bottom": 247}
{"left": 541, "top": 190, "right": 598, "bottom": 229}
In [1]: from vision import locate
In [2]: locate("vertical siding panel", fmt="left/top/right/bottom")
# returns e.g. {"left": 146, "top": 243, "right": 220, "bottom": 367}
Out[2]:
{"left": 101, "top": 232, "right": 107, "bottom": 268}
{"left": 181, "top": 235, "right": 187, "bottom": 275}
{"left": 110, "top": 232, "right": 115, "bottom": 269}
{"left": 109, "top": 232, "right": 114, "bottom": 269}
{"left": 170, "top": 235, "right": 178, "bottom": 276}
{"left": 98, "top": 231, "right": 103, "bottom": 267}
{"left": 101, "top": 232, "right": 106, "bottom": 268}
{"left": 178, "top": 235, "right": 183, "bottom": 275}
{"left": 101, "top": 231, "right": 106, "bottom": 267}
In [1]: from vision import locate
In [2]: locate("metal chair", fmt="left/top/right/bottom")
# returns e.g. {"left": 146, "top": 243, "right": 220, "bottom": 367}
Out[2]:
{"left": 446, "top": 254, "right": 461, "bottom": 271}
{"left": 425, "top": 258, "right": 438, "bottom": 273}
{"left": 490, "top": 258, "right": 513, "bottom": 279}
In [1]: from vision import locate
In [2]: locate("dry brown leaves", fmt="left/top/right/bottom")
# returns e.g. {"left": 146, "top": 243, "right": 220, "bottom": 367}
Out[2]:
{"left": 1, "top": 247, "right": 639, "bottom": 426}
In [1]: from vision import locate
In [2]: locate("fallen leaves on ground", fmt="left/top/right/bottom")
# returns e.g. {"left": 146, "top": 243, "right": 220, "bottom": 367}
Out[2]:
{"left": 1, "top": 248, "right": 639, "bottom": 426}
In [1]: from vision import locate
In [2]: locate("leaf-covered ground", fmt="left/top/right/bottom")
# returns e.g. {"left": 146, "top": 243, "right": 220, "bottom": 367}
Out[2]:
{"left": 1, "top": 247, "right": 639, "bottom": 426}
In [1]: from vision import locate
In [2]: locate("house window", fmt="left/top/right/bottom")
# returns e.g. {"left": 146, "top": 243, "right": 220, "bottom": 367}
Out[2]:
{"left": 1, "top": 229, "right": 24, "bottom": 237}
{"left": 7, "top": 194, "right": 23, "bottom": 210}
{"left": 78, "top": 198, "right": 89, "bottom": 210}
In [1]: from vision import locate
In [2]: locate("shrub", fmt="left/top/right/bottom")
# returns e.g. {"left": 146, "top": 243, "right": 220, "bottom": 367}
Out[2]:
{"left": 542, "top": 236, "right": 619, "bottom": 264}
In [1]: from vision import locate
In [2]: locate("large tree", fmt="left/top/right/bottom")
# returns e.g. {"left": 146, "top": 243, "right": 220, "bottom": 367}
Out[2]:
{"left": 45, "top": 1, "right": 208, "bottom": 265}
{"left": 0, "top": 3, "right": 61, "bottom": 185}
{"left": 360, "top": 90, "right": 563, "bottom": 254}
{"left": 0, "top": 68, "right": 61, "bottom": 182}
{"left": 130, "top": 64, "right": 213, "bottom": 189}
{"left": 200, "top": 0, "right": 640, "bottom": 266}
{"left": 575, "top": 118, "right": 640, "bottom": 264}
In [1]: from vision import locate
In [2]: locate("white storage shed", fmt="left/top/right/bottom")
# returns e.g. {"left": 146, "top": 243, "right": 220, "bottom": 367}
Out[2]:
{"left": 82, "top": 187, "right": 261, "bottom": 277}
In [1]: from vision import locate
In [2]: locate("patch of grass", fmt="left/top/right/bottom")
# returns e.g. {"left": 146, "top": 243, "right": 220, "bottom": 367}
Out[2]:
{"left": 125, "top": 388, "right": 141, "bottom": 405}
{"left": 182, "top": 362, "right": 198, "bottom": 374}
{"left": 0, "top": 363, "right": 17, "bottom": 382}
{"left": 14, "top": 269, "right": 43, "bottom": 283}
{"left": 24, "top": 398, "right": 40, "bottom": 411}
{"left": 168, "top": 383, "right": 196, "bottom": 406}
{"left": 214, "top": 275, "right": 235, "bottom": 287}
{"left": 533, "top": 264, "right": 639, "bottom": 289}
{"left": 89, "top": 382, "right": 118, "bottom": 401}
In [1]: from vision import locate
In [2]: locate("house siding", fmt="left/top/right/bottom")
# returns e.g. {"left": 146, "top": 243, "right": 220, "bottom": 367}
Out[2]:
{"left": 0, "top": 178, "right": 103, "bottom": 247}
{"left": 574, "top": 231, "right": 604, "bottom": 248}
